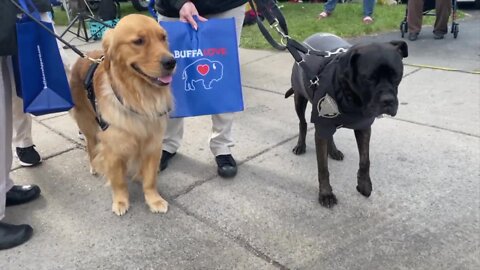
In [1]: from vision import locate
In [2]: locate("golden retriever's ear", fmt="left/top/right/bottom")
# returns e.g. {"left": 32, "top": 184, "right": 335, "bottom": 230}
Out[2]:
{"left": 102, "top": 29, "right": 114, "bottom": 70}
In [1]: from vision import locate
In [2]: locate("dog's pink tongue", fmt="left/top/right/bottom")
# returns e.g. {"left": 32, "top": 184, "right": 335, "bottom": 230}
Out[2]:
{"left": 157, "top": 75, "right": 173, "bottom": 84}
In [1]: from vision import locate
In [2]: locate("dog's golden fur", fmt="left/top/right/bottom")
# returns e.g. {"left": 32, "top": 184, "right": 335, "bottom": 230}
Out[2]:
{"left": 69, "top": 14, "right": 175, "bottom": 216}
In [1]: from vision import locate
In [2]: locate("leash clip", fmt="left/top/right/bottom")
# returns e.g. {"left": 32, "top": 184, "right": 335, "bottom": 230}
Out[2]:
{"left": 295, "top": 59, "right": 305, "bottom": 66}
{"left": 86, "top": 55, "right": 104, "bottom": 64}
{"left": 270, "top": 19, "right": 289, "bottom": 39}
{"left": 325, "top": 48, "right": 348, "bottom": 58}
{"left": 309, "top": 76, "right": 320, "bottom": 86}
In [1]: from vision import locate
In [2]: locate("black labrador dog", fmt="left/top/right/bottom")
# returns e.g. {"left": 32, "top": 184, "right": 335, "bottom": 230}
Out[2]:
{"left": 286, "top": 33, "right": 408, "bottom": 208}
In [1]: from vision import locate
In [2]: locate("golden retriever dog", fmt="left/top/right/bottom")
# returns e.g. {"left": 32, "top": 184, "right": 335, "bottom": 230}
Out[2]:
{"left": 69, "top": 14, "right": 176, "bottom": 216}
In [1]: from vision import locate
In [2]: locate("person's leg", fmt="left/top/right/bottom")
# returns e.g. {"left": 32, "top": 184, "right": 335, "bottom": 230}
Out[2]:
{"left": 323, "top": 0, "right": 338, "bottom": 14}
{"left": 205, "top": 5, "right": 245, "bottom": 178}
{"left": 210, "top": 113, "right": 235, "bottom": 156}
{"left": 0, "top": 56, "right": 34, "bottom": 251}
{"left": 207, "top": 5, "right": 245, "bottom": 156}
{"left": 407, "top": 0, "right": 424, "bottom": 35}
{"left": 433, "top": 0, "right": 451, "bottom": 37}
{"left": 11, "top": 93, "right": 42, "bottom": 167}
{"left": 157, "top": 14, "right": 185, "bottom": 170}
{"left": 162, "top": 118, "right": 184, "bottom": 154}
{"left": 363, "top": 0, "right": 375, "bottom": 17}
{"left": 0, "top": 56, "right": 14, "bottom": 221}
{"left": 11, "top": 94, "right": 33, "bottom": 149}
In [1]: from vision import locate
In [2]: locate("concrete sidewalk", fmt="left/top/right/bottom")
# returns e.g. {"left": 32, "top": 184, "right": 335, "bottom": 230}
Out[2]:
{"left": 1, "top": 15, "right": 479, "bottom": 270}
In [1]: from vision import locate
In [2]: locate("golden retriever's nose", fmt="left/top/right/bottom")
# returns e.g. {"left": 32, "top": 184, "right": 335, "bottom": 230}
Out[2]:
{"left": 161, "top": 56, "right": 176, "bottom": 71}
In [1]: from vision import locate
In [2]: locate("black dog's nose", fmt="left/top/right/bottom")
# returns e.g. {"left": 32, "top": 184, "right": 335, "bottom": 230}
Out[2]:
{"left": 380, "top": 95, "right": 395, "bottom": 107}
{"left": 161, "top": 56, "right": 176, "bottom": 70}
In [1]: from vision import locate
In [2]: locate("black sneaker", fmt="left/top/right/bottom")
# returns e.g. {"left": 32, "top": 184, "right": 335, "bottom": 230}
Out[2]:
{"left": 215, "top": 154, "right": 237, "bottom": 178}
{"left": 15, "top": 146, "right": 42, "bottom": 167}
{"left": 160, "top": 150, "right": 176, "bottom": 171}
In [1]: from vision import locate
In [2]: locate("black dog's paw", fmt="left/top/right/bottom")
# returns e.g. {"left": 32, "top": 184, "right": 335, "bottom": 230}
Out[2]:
{"left": 318, "top": 193, "right": 338, "bottom": 208}
{"left": 328, "top": 149, "right": 344, "bottom": 161}
{"left": 356, "top": 183, "right": 372, "bottom": 198}
{"left": 292, "top": 144, "right": 306, "bottom": 155}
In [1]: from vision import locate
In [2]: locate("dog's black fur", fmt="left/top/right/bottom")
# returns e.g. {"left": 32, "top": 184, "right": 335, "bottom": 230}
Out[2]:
{"left": 286, "top": 33, "right": 408, "bottom": 208}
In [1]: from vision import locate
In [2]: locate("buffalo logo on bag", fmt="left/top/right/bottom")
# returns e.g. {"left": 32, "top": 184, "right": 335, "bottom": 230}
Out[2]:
{"left": 160, "top": 18, "right": 244, "bottom": 118}
{"left": 183, "top": 58, "right": 224, "bottom": 91}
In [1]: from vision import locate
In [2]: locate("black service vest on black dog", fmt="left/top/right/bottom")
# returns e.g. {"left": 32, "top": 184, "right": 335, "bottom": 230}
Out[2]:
{"left": 293, "top": 33, "right": 376, "bottom": 138}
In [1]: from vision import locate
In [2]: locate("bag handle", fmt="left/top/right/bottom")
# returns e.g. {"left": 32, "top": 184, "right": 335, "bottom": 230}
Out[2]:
{"left": 18, "top": 0, "right": 42, "bottom": 21}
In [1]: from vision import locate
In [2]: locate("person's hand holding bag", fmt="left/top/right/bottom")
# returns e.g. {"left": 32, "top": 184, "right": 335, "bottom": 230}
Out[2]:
{"left": 179, "top": 1, "right": 207, "bottom": 30}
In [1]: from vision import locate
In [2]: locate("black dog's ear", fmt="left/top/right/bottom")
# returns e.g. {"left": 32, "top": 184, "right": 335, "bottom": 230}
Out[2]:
{"left": 339, "top": 49, "right": 360, "bottom": 82}
{"left": 389, "top": 40, "right": 408, "bottom": 58}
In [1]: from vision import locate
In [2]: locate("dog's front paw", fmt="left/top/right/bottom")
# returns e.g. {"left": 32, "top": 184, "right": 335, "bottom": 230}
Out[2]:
{"left": 89, "top": 165, "right": 98, "bottom": 176}
{"left": 328, "top": 149, "right": 344, "bottom": 160}
{"left": 292, "top": 143, "right": 306, "bottom": 155}
{"left": 319, "top": 193, "right": 338, "bottom": 208}
{"left": 356, "top": 182, "right": 372, "bottom": 197}
{"left": 357, "top": 175, "right": 372, "bottom": 197}
{"left": 145, "top": 193, "right": 168, "bottom": 214}
{"left": 112, "top": 200, "right": 129, "bottom": 216}
{"left": 147, "top": 199, "right": 168, "bottom": 214}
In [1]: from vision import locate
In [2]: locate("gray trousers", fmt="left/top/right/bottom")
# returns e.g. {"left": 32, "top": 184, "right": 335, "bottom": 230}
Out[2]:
{"left": 1, "top": 56, "right": 15, "bottom": 221}
{"left": 158, "top": 4, "right": 245, "bottom": 156}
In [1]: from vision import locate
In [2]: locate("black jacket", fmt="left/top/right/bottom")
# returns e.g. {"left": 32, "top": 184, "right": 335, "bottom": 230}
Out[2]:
{"left": 155, "top": 0, "right": 247, "bottom": 17}
{"left": 0, "top": 0, "right": 51, "bottom": 56}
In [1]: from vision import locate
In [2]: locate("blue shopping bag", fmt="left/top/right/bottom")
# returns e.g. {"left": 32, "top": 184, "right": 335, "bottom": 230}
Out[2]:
{"left": 13, "top": 0, "right": 73, "bottom": 116}
{"left": 160, "top": 18, "right": 244, "bottom": 118}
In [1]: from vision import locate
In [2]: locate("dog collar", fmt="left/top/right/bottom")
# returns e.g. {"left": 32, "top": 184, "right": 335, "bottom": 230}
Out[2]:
{"left": 111, "top": 89, "right": 171, "bottom": 118}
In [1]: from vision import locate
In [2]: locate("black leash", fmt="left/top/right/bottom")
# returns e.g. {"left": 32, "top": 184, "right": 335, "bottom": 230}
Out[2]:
{"left": 10, "top": 0, "right": 103, "bottom": 64}
{"left": 248, "top": 0, "right": 348, "bottom": 102}
{"left": 248, "top": 0, "right": 288, "bottom": 50}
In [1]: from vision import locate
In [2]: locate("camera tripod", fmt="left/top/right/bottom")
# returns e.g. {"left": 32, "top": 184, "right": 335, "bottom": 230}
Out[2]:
{"left": 59, "top": 0, "right": 116, "bottom": 43}
{"left": 59, "top": 11, "right": 113, "bottom": 42}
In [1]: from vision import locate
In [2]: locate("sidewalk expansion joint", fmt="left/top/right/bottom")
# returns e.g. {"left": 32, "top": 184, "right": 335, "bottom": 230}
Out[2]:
{"left": 172, "top": 128, "right": 314, "bottom": 201}
{"left": 405, "top": 63, "right": 480, "bottom": 75}
{"left": 388, "top": 117, "right": 480, "bottom": 138}
{"left": 171, "top": 201, "right": 290, "bottom": 270}
{"left": 10, "top": 147, "right": 77, "bottom": 172}
{"left": 242, "top": 85, "right": 286, "bottom": 96}
{"left": 241, "top": 52, "right": 280, "bottom": 67}
{"left": 403, "top": 67, "right": 422, "bottom": 78}
{"left": 35, "top": 119, "right": 86, "bottom": 149}
{"left": 36, "top": 113, "right": 69, "bottom": 122}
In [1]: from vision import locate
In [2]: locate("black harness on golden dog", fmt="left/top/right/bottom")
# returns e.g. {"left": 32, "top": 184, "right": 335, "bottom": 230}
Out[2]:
{"left": 83, "top": 61, "right": 173, "bottom": 132}
{"left": 84, "top": 61, "right": 110, "bottom": 131}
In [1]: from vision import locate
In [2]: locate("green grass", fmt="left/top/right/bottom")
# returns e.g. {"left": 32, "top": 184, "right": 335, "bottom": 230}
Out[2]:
{"left": 240, "top": 2, "right": 440, "bottom": 49}
{"left": 53, "top": 2, "right": 462, "bottom": 50}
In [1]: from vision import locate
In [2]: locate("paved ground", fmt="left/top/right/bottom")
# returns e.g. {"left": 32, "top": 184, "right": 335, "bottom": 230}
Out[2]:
{"left": 1, "top": 8, "right": 479, "bottom": 270}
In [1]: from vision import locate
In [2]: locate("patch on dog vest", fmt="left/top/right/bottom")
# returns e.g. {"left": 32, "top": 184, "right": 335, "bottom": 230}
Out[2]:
{"left": 317, "top": 93, "right": 340, "bottom": 118}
